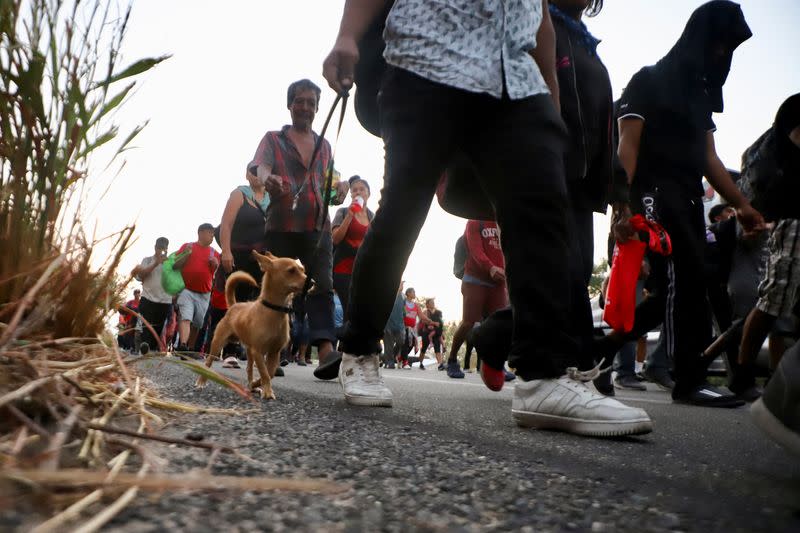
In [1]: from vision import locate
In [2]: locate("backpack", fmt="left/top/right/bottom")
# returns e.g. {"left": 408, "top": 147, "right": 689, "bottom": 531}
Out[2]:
{"left": 453, "top": 222, "right": 484, "bottom": 280}
{"left": 739, "top": 128, "right": 779, "bottom": 221}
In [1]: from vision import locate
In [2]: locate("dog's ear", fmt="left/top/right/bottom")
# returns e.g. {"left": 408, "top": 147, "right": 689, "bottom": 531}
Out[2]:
{"left": 252, "top": 250, "right": 274, "bottom": 271}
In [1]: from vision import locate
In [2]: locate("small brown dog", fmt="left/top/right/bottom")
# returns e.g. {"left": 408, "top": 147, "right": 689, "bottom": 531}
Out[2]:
{"left": 196, "top": 251, "right": 306, "bottom": 400}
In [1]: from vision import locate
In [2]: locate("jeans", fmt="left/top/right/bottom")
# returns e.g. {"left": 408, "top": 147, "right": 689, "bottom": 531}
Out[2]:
{"left": 614, "top": 341, "right": 637, "bottom": 378}
{"left": 265, "top": 231, "right": 336, "bottom": 345}
{"left": 338, "top": 67, "right": 577, "bottom": 380}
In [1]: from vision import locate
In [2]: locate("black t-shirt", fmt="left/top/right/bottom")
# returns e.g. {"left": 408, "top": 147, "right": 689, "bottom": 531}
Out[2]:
{"left": 618, "top": 68, "right": 715, "bottom": 199}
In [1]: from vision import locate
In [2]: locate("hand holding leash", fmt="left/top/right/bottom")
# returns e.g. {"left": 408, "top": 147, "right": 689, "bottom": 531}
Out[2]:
{"left": 323, "top": 36, "right": 358, "bottom": 96}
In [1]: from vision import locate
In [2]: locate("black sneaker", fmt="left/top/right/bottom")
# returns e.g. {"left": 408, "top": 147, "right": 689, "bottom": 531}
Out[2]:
{"left": 729, "top": 362, "right": 761, "bottom": 402}
{"left": 643, "top": 367, "right": 675, "bottom": 391}
{"left": 274, "top": 366, "right": 285, "bottom": 377}
{"left": 751, "top": 345, "right": 800, "bottom": 456}
{"left": 437, "top": 363, "right": 446, "bottom": 371}
{"left": 313, "top": 350, "right": 342, "bottom": 381}
{"left": 296, "top": 358, "right": 307, "bottom": 367}
{"left": 614, "top": 374, "right": 647, "bottom": 391}
{"left": 419, "top": 363, "right": 426, "bottom": 370}
{"left": 139, "top": 342, "right": 150, "bottom": 355}
{"left": 672, "top": 382, "right": 745, "bottom": 408}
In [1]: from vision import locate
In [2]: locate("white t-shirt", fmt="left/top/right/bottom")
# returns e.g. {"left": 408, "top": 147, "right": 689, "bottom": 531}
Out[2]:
{"left": 137, "top": 255, "right": 172, "bottom": 304}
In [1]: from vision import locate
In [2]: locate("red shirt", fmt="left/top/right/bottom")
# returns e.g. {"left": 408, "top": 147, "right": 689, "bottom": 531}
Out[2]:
{"left": 463, "top": 220, "right": 505, "bottom": 285}
{"left": 333, "top": 216, "right": 369, "bottom": 274}
{"left": 403, "top": 300, "right": 421, "bottom": 328}
{"left": 178, "top": 242, "right": 220, "bottom": 294}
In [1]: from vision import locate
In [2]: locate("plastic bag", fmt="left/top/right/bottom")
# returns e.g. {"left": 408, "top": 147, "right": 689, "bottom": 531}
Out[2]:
{"left": 161, "top": 249, "right": 192, "bottom": 296}
{"left": 603, "top": 240, "right": 647, "bottom": 333}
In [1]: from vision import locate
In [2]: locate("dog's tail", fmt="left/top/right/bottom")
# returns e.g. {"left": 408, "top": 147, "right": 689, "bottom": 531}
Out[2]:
{"left": 225, "top": 271, "right": 259, "bottom": 307}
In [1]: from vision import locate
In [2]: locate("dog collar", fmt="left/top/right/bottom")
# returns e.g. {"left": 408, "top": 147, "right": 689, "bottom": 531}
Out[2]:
{"left": 260, "top": 299, "right": 293, "bottom": 314}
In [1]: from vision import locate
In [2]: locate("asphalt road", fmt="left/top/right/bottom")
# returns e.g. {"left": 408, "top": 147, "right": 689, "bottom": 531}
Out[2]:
{"left": 15, "top": 360, "right": 796, "bottom": 532}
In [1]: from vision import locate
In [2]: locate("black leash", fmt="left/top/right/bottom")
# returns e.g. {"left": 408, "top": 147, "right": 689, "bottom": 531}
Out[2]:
{"left": 295, "top": 92, "right": 349, "bottom": 305}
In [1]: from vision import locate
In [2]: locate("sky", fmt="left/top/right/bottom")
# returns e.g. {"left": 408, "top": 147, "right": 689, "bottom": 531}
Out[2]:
{"left": 87, "top": 0, "right": 800, "bottom": 322}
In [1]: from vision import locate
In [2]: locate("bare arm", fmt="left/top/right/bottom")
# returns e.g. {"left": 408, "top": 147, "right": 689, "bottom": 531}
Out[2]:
{"left": 610, "top": 118, "right": 644, "bottom": 242}
{"left": 323, "top": 0, "right": 391, "bottom": 93}
{"left": 131, "top": 261, "right": 156, "bottom": 279}
{"left": 331, "top": 210, "right": 354, "bottom": 245}
{"left": 704, "top": 131, "right": 765, "bottom": 234}
{"left": 617, "top": 118, "right": 644, "bottom": 185}
{"left": 173, "top": 247, "right": 190, "bottom": 270}
{"left": 531, "top": 0, "right": 560, "bottom": 112}
{"left": 219, "top": 190, "right": 244, "bottom": 273}
{"left": 704, "top": 132, "right": 748, "bottom": 208}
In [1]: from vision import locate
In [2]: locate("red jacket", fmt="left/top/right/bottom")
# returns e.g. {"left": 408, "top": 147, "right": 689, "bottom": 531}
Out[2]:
{"left": 463, "top": 220, "right": 504, "bottom": 285}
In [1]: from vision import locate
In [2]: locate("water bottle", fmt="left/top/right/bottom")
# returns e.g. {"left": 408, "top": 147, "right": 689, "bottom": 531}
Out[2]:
{"left": 350, "top": 195, "right": 365, "bottom": 213}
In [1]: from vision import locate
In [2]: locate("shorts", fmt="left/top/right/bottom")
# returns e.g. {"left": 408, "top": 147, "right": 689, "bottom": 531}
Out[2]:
{"left": 177, "top": 289, "right": 211, "bottom": 329}
{"left": 756, "top": 219, "right": 800, "bottom": 318}
{"left": 461, "top": 280, "right": 509, "bottom": 323}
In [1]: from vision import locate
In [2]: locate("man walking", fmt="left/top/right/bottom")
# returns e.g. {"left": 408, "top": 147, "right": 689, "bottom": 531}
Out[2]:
{"left": 250, "top": 79, "right": 349, "bottom": 378}
{"left": 322, "top": 0, "right": 652, "bottom": 436}
{"left": 174, "top": 223, "right": 220, "bottom": 352}
{"left": 131, "top": 237, "right": 173, "bottom": 354}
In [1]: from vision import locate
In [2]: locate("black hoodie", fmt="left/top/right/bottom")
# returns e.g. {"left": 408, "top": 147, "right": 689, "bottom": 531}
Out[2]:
{"left": 551, "top": 10, "right": 614, "bottom": 213}
{"left": 617, "top": 1, "right": 752, "bottom": 199}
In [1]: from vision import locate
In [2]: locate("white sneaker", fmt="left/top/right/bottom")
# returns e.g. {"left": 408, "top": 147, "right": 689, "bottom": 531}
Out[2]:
{"left": 512, "top": 366, "right": 653, "bottom": 437}
{"left": 339, "top": 353, "right": 393, "bottom": 407}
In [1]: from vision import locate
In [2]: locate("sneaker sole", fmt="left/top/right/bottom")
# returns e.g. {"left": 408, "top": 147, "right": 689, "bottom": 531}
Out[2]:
{"left": 344, "top": 393, "right": 393, "bottom": 407}
{"left": 614, "top": 382, "right": 647, "bottom": 392}
{"left": 672, "top": 396, "right": 745, "bottom": 408}
{"left": 751, "top": 398, "right": 800, "bottom": 457}
{"left": 313, "top": 352, "right": 342, "bottom": 381}
{"left": 512, "top": 410, "right": 653, "bottom": 437}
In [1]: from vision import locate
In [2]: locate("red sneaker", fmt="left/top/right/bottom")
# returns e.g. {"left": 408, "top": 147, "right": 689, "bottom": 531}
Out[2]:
{"left": 481, "top": 364, "right": 506, "bottom": 392}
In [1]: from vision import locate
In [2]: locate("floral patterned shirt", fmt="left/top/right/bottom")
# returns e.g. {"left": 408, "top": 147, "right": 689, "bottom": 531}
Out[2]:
{"left": 383, "top": 0, "right": 550, "bottom": 100}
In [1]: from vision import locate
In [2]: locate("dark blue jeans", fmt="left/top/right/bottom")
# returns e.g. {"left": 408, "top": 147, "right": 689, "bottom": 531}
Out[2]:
{"left": 338, "top": 67, "right": 578, "bottom": 380}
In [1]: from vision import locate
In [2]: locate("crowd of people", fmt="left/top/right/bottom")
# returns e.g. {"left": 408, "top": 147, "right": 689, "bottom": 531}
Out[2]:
{"left": 118, "top": 0, "right": 798, "bottom": 454}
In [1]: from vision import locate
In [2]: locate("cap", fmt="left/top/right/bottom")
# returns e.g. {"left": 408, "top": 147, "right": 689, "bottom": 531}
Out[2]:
{"left": 155, "top": 236, "right": 169, "bottom": 249}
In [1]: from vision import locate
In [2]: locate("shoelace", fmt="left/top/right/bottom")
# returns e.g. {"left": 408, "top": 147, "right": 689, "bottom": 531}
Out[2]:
{"left": 565, "top": 358, "right": 608, "bottom": 383}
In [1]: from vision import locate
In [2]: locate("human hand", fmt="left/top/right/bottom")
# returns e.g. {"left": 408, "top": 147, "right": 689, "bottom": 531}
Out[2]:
{"left": 349, "top": 195, "right": 364, "bottom": 213}
{"left": 736, "top": 204, "right": 766, "bottom": 237}
{"left": 611, "top": 203, "right": 636, "bottom": 243}
{"left": 489, "top": 266, "right": 506, "bottom": 282}
{"left": 155, "top": 252, "right": 167, "bottom": 265}
{"left": 221, "top": 250, "right": 234, "bottom": 273}
{"left": 264, "top": 174, "right": 286, "bottom": 196}
{"left": 209, "top": 255, "right": 220, "bottom": 270}
{"left": 322, "top": 36, "right": 359, "bottom": 95}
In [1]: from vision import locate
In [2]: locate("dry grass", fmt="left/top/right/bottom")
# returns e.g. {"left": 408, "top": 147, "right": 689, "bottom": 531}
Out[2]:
{"left": 0, "top": 2, "right": 345, "bottom": 530}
